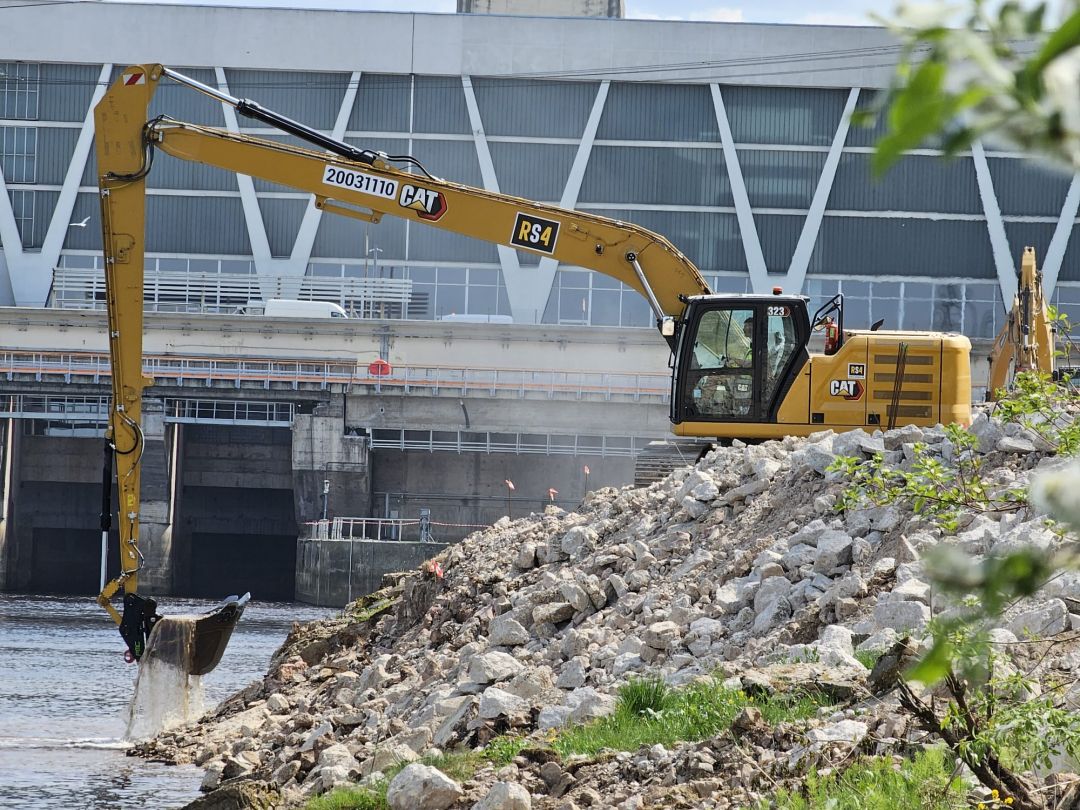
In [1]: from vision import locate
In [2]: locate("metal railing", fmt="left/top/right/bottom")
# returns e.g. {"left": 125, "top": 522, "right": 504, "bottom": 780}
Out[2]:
{"left": 48, "top": 267, "right": 414, "bottom": 319}
{"left": 0, "top": 394, "right": 294, "bottom": 427}
{"left": 369, "top": 428, "right": 652, "bottom": 457}
{"left": 305, "top": 517, "right": 424, "bottom": 542}
{"left": 0, "top": 349, "right": 670, "bottom": 402}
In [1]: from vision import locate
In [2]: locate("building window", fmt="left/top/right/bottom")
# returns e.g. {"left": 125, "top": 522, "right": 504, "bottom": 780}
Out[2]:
{"left": 10, "top": 189, "right": 38, "bottom": 248}
{"left": 0, "top": 62, "right": 40, "bottom": 120}
{"left": 1, "top": 126, "right": 37, "bottom": 183}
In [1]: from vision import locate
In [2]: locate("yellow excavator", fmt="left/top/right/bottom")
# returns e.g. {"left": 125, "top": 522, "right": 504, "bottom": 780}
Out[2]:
{"left": 986, "top": 246, "right": 1078, "bottom": 400}
{"left": 93, "top": 65, "right": 972, "bottom": 673}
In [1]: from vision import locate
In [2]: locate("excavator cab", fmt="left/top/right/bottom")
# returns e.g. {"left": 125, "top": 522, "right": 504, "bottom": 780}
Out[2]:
{"left": 673, "top": 294, "right": 811, "bottom": 424}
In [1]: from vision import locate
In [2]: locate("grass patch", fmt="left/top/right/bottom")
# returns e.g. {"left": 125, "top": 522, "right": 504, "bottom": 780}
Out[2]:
{"left": 304, "top": 784, "right": 386, "bottom": 810}
{"left": 483, "top": 734, "right": 529, "bottom": 766}
{"left": 855, "top": 649, "right": 880, "bottom": 670}
{"left": 768, "top": 747, "right": 966, "bottom": 810}
{"left": 552, "top": 676, "right": 830, "bottom": 759}
{"left": 303, "top": 750, "right": 482, "bottom": 810}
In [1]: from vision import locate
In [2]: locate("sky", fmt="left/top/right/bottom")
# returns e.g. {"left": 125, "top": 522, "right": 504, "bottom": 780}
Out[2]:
{"left": 103, "top": 0, "right": 884, "bottom": 28}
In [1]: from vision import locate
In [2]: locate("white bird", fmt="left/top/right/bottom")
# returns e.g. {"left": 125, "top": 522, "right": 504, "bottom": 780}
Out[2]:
{"left": 69, "top": 216, "right": 90, "bottom": 228}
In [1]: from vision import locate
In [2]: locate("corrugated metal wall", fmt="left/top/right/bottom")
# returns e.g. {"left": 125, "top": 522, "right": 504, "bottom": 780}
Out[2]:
{"left": 349, "top": 74, "right": 411, "bottom": 133}
{"left": 739, "top": 149, "right": 826, "bottom": 209}
{"left": 413, "top": 76, "right": 470, "bottom": 135}
{"left": 989, "top": 157, "right": 1075, "bottom": 217}
{"left": 589, "top": 207, "right": 745, "bottom": 273}
{"left": 829, "top": 153, "right": 981, "bottom": 214}
{"left": 721, "top": 85, "right": 847, "bottom": 147}
{"left": 579, "top": 146, "right": 730, "bottom": 206}
{"left": 473, "top": 78, "right": 599, "bottom": 138}
{"left": 597, "top": 83, "right": 718, "bottom": 142}
{"left": 259, "top": 198, "right": 307, "bottom": 258}
{"left": 146, "top": 196, "right": 250, "bottom": 254}
{"left": 489, "top": 142, "right": 576, "bottom": 201}
{"left": 38, "top": 64, "right": 99, "bottom": 122}
{"left": 810, "top": 217, "right": 997, "bottom": 278}
{"left": 226, "top": 69, "right": 350, "bottom": 131}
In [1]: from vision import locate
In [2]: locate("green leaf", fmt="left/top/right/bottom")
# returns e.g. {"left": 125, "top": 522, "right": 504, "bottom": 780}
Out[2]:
{"left": 1026, "top": 7, "right": 1080, "bottom": 75}
{"left": 906, "top": 637, "right": 954, "bottom": 685}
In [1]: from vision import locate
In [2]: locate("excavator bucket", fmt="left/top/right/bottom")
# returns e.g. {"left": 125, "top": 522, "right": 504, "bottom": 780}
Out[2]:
{"left": 121, "top": 593, "right": 250, "bottom": 676}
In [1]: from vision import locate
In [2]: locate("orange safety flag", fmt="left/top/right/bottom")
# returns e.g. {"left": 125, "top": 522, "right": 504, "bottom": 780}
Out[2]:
{"left": 548, "top": 488, "right": 558, "bottom": 500}
{"left": 505, "top": 479, "right": 515, "bottom": 490}
{"left": 583, "top": 465, "right": 591, "bottom": 475}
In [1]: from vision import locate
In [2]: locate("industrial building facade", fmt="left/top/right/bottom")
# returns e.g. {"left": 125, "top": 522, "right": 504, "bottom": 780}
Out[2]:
{"left": 3, "top": 5, "right": 1079, "bottom": 339}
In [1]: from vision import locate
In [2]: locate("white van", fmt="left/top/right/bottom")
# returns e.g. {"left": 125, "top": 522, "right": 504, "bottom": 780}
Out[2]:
{"left": 261, "top": 299, "right": 348, "bottom": 319}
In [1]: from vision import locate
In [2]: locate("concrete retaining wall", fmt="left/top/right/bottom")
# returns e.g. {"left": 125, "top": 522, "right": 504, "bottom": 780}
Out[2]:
{"left": 295, "top": 538, "right": 448, "bottom": 607}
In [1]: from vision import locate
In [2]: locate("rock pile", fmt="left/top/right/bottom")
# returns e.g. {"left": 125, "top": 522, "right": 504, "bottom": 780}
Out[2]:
{"left": 141, "top": 412, "right": 1080, "bottom": 809}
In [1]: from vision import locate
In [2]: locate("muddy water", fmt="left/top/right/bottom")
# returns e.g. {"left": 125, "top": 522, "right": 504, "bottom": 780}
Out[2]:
{"left": 0, "top": 594, "right": 333, "bottom": 809}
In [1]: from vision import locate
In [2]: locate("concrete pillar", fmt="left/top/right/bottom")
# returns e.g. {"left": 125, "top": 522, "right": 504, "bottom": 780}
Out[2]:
{"left": 292, "top": 394, "right": 371, "bottom": 530}
{"left": 0, "top": 417, "right": 24, "bottom": 590}
{"left": 136, "top": 399, "right": 174, "bottom": 593}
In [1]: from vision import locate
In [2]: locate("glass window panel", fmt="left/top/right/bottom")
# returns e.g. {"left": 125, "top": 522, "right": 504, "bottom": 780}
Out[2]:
{"left": 621, "top": 291, "right": 651, "bottom": 327}
{"left": 872, "top": 281, "right": 901, "bottom": 299}
{"left": 467, "top": 285, "right": 496, "bottom": 316}
{"left": 844, "top": 297, "right": 870, "bottom": 329}
{"left": 964, "top": 300, "right": 998, "bottom": 339}
{"left": 804, "top": 278, "right": 839, "bottom": 298}
{"left": 559, "top": 287, "right": 589, "bottom": 322}
{"left": 435, "top": 284, "right": 466, "bottom": 318}
{"left": 933, "top": 286, "right": 964, "bottom": 333}
{"left": 903, "top": 301, "right": 933, "bottom": 330}
{"left": 870, "top": 299, "right": 901, "bottom": 329}
{"left": 559, "top": 270, "right": 590, "bottom": 290}
{"left": 591, "top": 288, "right": 621, "bottom": 326}
{"left": 841, "top": 280, "right": 870, "bottom": 297}
{"left": 188, "top": 259, "right": 218, "bottom": 273}
{"left": 966, "top": 283, "right": 999, "bottom": 303}
{"left": 905, "top": 282, "right": 933, "bottom": 300}
{"left": 410, "top": 282, "right": 435, "bottom": 319}
{"left": 468, "top": 268, "right": 499, "bottom": 285}
{"left": 407, "top": 267, "right": 436, "bottom": 283}
{"left": 437, "top": 267, "right": 467, "bottom": 285}
{"left": 221, "top": 260, "right": 255, "bottom": 274}
{"left": 711, "top": 275, "right": 750, "bottom": 294}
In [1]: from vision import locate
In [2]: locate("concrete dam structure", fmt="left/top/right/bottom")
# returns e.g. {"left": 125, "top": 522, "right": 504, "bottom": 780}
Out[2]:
{"left": 0, "top": 309, "right": 671, "bottom": 601}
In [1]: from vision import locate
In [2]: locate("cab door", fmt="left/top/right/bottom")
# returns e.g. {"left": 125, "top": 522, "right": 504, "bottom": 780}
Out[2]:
{"left": 676, "top": 305, "right": 760, "bottom": 422}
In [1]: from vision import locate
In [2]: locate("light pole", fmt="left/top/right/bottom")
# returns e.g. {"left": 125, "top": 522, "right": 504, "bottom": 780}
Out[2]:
{"left": 366, "top": 246, "right": 383, "bottom": 277}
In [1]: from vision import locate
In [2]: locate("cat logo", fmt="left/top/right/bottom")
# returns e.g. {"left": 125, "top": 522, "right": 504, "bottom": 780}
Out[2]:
{"left": 398, "top": 184, "right": 447, "bottom": 222}
{"left": 510, "top": 213, "right": 560, "bottom": 254}
{"left": 829, "top": 379, "right": 864, "bottom": 401}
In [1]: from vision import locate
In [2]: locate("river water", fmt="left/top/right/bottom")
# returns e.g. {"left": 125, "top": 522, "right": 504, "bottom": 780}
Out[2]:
{"left": 0, "top": 594, "right": 334, "bottom": 809}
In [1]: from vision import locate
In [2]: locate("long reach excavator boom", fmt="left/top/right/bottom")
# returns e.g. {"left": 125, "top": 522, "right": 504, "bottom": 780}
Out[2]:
{"left": 93, "top": 65, "right": 972, "bottom": 672}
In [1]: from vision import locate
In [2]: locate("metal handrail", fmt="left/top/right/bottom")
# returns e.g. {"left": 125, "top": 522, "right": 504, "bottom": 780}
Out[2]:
{"left": 0, "top": 349, "right": 669, "bottom": 400}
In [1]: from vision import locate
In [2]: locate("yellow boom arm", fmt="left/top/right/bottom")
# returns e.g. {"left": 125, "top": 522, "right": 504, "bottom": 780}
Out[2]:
{"left": 93, "top": 64, "right": 712, "bottom": 622}
{"left": 986, "top": 246, "right": 1055, "bottom": 400}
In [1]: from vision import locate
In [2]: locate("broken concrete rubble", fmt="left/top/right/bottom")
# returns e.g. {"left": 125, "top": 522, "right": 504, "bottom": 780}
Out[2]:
{"left": 135, "top": 409, "right": 1080, "bottom": 810}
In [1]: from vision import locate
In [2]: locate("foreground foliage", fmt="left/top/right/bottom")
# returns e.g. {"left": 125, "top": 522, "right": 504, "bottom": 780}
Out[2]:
{"left": 768, "top": 747, "right": 967, "bottom": 810}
